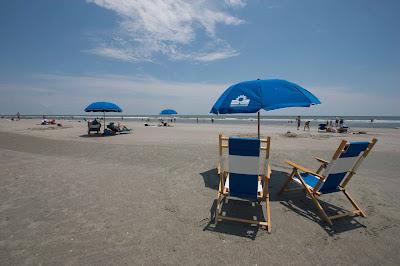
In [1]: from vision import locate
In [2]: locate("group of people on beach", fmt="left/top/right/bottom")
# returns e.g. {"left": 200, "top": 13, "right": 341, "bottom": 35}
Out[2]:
{"left": 295, "top": 116, "right": 311, "bottom": 131}
{"left": 294, "top": 116, "right": 347, "bottom": 132}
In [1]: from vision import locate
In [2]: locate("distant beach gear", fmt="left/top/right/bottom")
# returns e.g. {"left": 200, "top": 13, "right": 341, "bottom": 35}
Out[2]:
{"left": 210, "top": 79, "right": 321, "bottom": 138}
{"left": 216, "top": 134, "right": 271, "bottom": 231}
{"left": 318, "top": 123, "right": 327, "bottom": 132}
{"left": 107, "top": 122, "right": 132, "bottom": 134}
{"left": 84, "top": 101, "right": 123, "bottom": 133}
{"left": 160, "top": 109, "right": 178, "bottom": 115}
{"left": 279, "top": 138, "right": 377, "bottom": 225}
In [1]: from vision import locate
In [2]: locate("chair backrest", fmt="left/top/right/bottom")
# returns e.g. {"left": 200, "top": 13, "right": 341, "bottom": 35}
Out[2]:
{"left": 317, "top": 139, "right": 376, "bottom": 194}
{"left": 88, "top": 122, "right": 101, "bottom": 129}
{"left": 227, "top": 137, "right": 261, "bottom": 199}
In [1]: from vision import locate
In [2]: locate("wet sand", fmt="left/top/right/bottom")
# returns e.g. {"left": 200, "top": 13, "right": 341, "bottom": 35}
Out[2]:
{"left": 0, "top": 119, "right": 399, "bottom": 265}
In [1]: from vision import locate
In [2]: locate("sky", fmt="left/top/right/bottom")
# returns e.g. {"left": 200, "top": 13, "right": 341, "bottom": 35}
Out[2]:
{"left": 0, "top": 0, "right": 399, "bottom": 115}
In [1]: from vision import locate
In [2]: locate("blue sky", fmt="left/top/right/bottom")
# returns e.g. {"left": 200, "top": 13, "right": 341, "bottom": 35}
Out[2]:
{"left": 0, "top": 0, "right": 399, "bottom": 115}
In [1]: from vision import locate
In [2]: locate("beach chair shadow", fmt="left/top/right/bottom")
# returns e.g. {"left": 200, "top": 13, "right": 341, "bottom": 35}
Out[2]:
{"left": 79, "top": 133, "right": 114, "bottom": 138}
{"left": 268, "top": 169, "right": 290, "bottom": 201}
{"left": 200, "top": 168, "right": 219, "bottom": 190}
{"left": 279, "top": 192, "right": 366, "bottom": 235}
{"left": 79, "top": 133, "right": 103, "bottom": 138}
{"left": 203, "top": 199, "right": 261, "bottom": 240}
{"left": 201, "top": 169, "right": 289, "bottom": 239}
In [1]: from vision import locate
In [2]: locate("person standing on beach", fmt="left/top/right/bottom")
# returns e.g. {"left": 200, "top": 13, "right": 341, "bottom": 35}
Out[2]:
{"left": 196, "top": 117, "right": 199, "bottom": 123}
{"left": 335, "top": 118, "right": 339, "bottom": 127}
{"left": 211, "top": 118, "right": 214, "bottom": 124}
{"left": 304, "top": 121, "right": 310, "bottom": 131}
{"left": 17, "top": 112, "right": 20, "bottom": 120}
{"left": 296, "top": 116, "right": 301, "bottom": 130}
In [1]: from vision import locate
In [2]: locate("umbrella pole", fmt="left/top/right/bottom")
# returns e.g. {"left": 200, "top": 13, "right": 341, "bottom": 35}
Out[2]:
{"left": 257, "top": 111, "right": 260, "bottom": 139}
{"left": 103, "top": 111, "right": 106, "bottom": 134}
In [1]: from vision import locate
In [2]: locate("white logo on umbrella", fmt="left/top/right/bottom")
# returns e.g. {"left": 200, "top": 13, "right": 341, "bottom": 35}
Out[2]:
{"left": 230, "top": 95, "right": 250, "bottom": 107}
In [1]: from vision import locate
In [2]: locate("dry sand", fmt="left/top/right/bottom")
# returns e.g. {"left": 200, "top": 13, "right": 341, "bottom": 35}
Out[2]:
{"left": 0, "top": 118, "right": 400, "bottom": 265}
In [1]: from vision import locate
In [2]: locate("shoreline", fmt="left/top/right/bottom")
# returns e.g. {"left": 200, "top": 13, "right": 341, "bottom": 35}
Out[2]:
{"left": 1, "top": 115, "right": 399, "bottom": 129}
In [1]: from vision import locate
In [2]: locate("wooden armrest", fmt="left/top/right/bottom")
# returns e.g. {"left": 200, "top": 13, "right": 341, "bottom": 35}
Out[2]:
{"left": 285, "top": 160, "right": 324, "bottom": 179}
{"left": 315, "top": 157, "right": 329, "bottom": 165}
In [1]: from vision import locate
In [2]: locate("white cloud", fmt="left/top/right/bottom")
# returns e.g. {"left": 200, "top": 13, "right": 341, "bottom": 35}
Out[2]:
{"left": 224, "top": 0, "right": 247, "bottom": 8}
{"left": 86, "top": 0, "right": 245, "bottom": 62}
{"left": 85, "top": 47, "right": 140, "bottom": 62}
{"left": 191, "top": 50, "right": 240, "bottom": 62}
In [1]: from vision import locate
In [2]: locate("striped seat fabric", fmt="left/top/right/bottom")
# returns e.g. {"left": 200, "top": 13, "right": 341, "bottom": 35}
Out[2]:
{"left": 293, "top": 142, "right": 370, "bottom": 194}
{"left": 224, "top": 137, "right": 261, "bottom": 200}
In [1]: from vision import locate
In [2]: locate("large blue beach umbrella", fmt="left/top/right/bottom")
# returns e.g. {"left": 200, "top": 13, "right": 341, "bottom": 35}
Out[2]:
{"left": 160, "top": 109, "right": 178, "bottom": 115}
{"left": 210, "top": 79, "right": 321, "bottom": 138}
{"left": 84, "top": 101, "right": 123, "bottom": 133}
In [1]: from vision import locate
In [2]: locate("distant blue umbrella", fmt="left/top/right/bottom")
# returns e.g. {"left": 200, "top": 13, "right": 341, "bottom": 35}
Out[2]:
{"left": 210, "top": 79, "right": 321, "bottom": 138}
{"left": 160, "top": 109, "right": 178, "bottom": 115}
{"left": 84, "top": 101, "right": 123, "bottom": 133}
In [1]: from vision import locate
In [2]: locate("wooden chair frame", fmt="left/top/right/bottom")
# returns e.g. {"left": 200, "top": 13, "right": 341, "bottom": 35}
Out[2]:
{"left": 216, "top": 134, "right": 272, "bottom": 232}
{"left": 279, "top": 138, "right": 377, "bottom": 225}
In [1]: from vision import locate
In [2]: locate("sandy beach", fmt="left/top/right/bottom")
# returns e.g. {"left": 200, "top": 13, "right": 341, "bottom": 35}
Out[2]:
{"left": 1, "top": 118, "right": 400, "bottom": 265}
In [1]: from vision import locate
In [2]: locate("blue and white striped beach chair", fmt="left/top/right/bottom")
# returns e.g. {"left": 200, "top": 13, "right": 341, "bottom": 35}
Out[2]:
{"left": 216, "top": 134, "right": 271, "bottom": 232}
{"left": 279, "top": 138, "right": 377, "bottom": 225}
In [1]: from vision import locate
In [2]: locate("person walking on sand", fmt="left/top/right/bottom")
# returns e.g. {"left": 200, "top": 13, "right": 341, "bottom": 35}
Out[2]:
{"left": 211, "top": 118, "right": 214, "bottom": 124}
{"left": 17, "top": 112, "right": 20, "bottom": 120}
{"left": 196, "top": 117, "right": 199, "bottom": 124}
{"left": 304, "top": 121, "right": 310, "bottom": 131}
{"left": 296, "top": 116, "right": 301, "bottom": 130}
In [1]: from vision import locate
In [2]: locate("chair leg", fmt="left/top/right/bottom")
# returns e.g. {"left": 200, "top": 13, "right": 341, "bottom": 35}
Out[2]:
{"left": 215, "top": 192, "right": 224, "bottom": 225}
{"left": 296, "top": 172, "right": 333, "bottom": 226}
{"left": 278, "top": 169, "right": 296, "bottom": 195}
{"left": 265, "top": 194, "right": 271, "bottom": 233}
{"left": 342, "top": 189, "right": 366, "bottom": 217}
{"left": 306, "top": 193, "right": 333, "bottom": 226}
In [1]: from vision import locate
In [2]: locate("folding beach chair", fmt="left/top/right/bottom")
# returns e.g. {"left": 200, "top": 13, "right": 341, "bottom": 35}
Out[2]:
{"left": 87, "top": 120, "right": 101, "bottom": 134}
{"left": 216, "top": 134, "right": 271, "bottom": 232}
{"left": 279, "top": 138, "right": 377, "bottom": 225}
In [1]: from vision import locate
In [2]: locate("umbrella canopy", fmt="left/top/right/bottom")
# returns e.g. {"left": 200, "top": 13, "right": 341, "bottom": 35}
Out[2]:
{"left": 211, "top": 79, "right": 320, "bottom": 114}
{"left": 160, "top": 109, "right": 178, "bottom": 115}
{"left": 84, "top": 102, "right": 123, "bottom": 112}
{"left": 210, "top": 79, "right": 321, "bottom": 138}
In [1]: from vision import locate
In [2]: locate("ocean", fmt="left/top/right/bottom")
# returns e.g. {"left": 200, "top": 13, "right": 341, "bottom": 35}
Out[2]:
{"left": 3, "top": 114, "right": 400, "bottom": 129}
